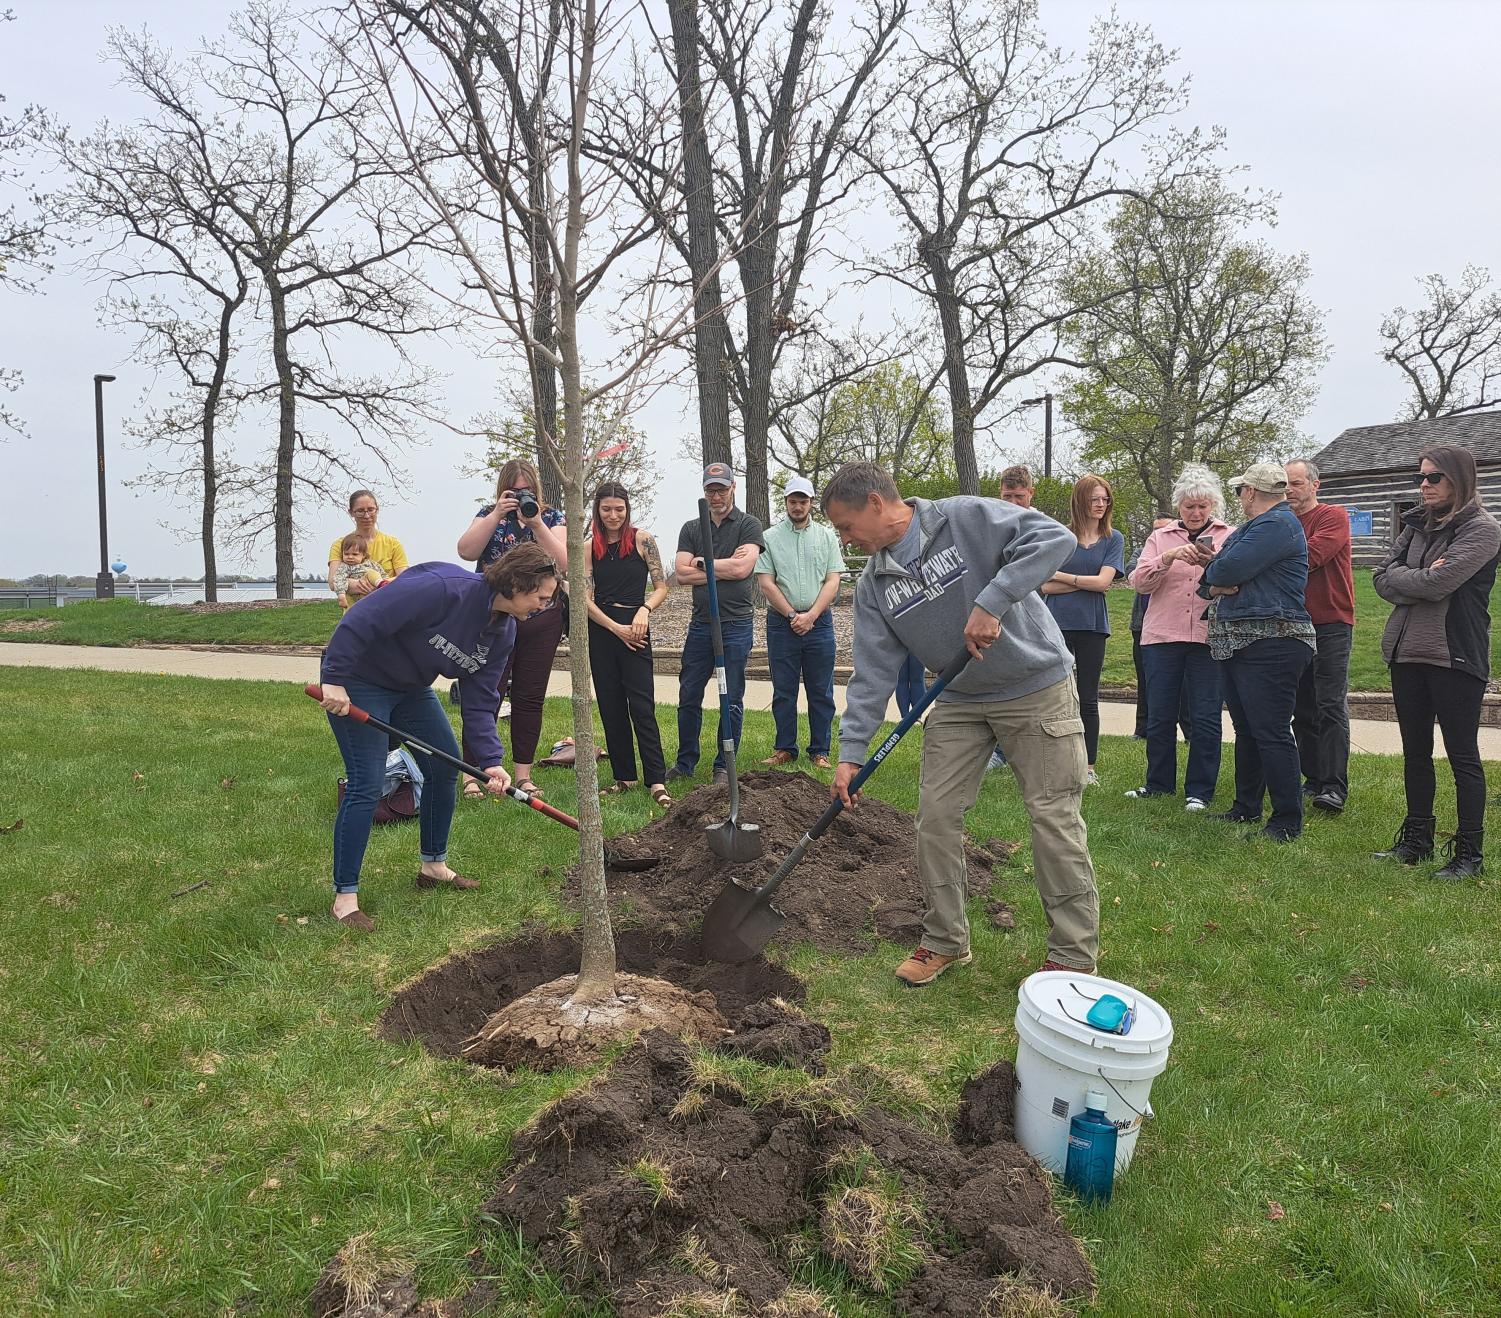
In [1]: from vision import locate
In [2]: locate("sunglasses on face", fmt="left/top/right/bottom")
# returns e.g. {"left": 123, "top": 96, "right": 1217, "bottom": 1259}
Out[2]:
{"left": 1414, "top": 471, "right": 1447, "bottom": 486}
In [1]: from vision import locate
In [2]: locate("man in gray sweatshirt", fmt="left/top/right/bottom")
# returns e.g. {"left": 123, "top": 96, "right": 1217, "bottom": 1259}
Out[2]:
{"left": 824, "top": 462, "right": 1100, "bottom": 985}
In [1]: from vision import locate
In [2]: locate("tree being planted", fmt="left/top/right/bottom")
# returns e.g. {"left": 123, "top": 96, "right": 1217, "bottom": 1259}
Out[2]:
{"left": 355, "top": 0, "right": 741, "bottom": 1063}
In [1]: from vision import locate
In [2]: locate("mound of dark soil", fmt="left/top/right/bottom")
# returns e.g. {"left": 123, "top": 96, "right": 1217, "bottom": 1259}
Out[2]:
{"left": 379, "top": 926, "right": 804, "bottom": 1058}
{"left": 578, "top": 770, "right": 1012, "bottom": 956}
{"left": 483, "top": 1029, "right": 1094, "bottom": 1317}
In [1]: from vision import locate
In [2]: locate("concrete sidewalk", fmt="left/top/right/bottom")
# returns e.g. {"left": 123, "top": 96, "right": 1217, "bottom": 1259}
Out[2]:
{"left": 3, "top": 640, "right": 1496, "bottom": 760}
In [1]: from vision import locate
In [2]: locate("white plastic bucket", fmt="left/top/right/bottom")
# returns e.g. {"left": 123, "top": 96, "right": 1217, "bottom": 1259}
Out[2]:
{"left": 1013, "top": 971, "right": 1173, "bottom": 1175}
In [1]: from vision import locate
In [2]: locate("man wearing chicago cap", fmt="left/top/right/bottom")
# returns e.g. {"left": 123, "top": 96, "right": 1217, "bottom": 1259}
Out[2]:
{"left": 669, "top": 464, "right": 766, "bottom": 785}
{"left": 756, "top": 476, "right": 847, "bottom": 769}
{"left": 1194, "top": 461, "right": 1315, "bottom": 842}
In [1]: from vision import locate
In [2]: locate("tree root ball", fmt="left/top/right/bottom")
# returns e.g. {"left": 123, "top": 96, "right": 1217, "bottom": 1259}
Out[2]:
{"left": 461, "top": 973, "right": 728, "bottom": 1072}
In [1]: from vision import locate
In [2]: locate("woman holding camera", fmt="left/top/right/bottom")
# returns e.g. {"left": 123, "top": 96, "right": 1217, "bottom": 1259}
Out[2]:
{"left": 1126, "top": 464, "right": 1233, "bottom": 810}
{"left": 457, "top": 459, "right": 568, "bottom": 800}
{"left": 586, "top": 482, "right": 671, "bottom": 807}
{"left": 1372, "top": 444, "right": 1500, "bottom": 878}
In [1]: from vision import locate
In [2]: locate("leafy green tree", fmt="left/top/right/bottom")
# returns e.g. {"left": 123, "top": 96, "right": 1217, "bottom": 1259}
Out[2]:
{"left": 1061, "top": 183, "right": 1324, "bottom": 518}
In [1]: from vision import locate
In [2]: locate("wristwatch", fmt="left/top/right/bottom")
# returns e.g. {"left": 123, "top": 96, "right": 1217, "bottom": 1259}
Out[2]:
{"left": 787, "top": 609, "right": 798, "bottom": 621}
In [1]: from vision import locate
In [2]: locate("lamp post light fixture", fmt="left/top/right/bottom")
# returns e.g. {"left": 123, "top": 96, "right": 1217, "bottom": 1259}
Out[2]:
{"left": 94, "top": 373, "right": 117, "bottom": 600}
{"left": 1020, "top": 393, "right": 1053, "bottom": 479}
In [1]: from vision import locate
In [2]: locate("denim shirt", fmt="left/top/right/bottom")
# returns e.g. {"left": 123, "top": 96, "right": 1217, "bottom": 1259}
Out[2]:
{"left": 1198, "top": 501, "right": 1311, "bottom": 625}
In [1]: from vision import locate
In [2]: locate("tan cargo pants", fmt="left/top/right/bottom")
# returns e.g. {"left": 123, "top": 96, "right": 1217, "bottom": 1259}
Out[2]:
{"left": 915, "top": 674, "right": 1100, "bottom": 969}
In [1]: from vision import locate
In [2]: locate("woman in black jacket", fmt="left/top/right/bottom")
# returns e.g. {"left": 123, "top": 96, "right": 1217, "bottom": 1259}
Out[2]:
{"left": 1372, "top": 444, "right": 1501, "bottom": 878}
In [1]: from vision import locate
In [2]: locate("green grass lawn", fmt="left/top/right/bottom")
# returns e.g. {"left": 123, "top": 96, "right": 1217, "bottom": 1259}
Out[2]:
{"left": 0, "top": 597, "right": 342, "bottom": 648}
{"left": 1, "top": 669, "right": 1499, "bottom": 1316}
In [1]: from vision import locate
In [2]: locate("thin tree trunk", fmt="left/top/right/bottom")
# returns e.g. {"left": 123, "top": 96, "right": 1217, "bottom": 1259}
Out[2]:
{"left": 529, "top": 154, "right": 562, "bottom": 507}
{"left": 927, "top": 254, "right": 979, "bottom": 494}
{"left": 668, "top": 0, "right": 733, "bottom": 469}
{"left": 563, "top": 0, "right": 616, "bottom": 1004}
{"left": 200, "top": 294, "right": 239, "bottom": 604}
{"left": 740, "top": 247, "right": 774, "bottom": 523}
{"left": 267, "top": 276, "right": 297, "bottom": 600}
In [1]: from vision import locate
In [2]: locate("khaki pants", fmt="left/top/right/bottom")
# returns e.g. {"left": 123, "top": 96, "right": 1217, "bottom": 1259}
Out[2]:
{"left": 916, "top": 675, "right": 1100, "bottom": 968}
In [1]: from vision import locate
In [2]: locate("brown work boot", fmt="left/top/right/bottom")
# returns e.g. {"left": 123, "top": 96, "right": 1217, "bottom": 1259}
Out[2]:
{"left": 894, "top": 946, "right": 972, "bottom": 987}
{"left": 809, "top": 754, "right": 833, "bottom": 769}
{"left": 761, "top": 750, "right": 796, "bottom": 767}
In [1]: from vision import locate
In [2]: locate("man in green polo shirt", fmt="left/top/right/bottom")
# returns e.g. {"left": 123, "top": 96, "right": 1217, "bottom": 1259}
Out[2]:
{"left": 755, "top": 476, "right": 847, "bottom": 768}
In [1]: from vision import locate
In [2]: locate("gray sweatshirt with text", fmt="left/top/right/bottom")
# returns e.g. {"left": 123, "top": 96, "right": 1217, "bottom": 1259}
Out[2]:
{"left": 839, "top": 496, "right": 1077, "bottom": 762}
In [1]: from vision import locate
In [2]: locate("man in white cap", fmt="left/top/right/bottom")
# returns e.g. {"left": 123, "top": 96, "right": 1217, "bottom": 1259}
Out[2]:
{"left": 1192, "top": 461, "right": 1315, "bottom": 842}
{"left": 755, "top": 476, "right": 847, "bottom": 768}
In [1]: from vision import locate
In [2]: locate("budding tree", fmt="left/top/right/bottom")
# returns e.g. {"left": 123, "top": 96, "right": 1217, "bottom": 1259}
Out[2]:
{"left": 1380, "top": 266, "right": 1501, "bottom": 421}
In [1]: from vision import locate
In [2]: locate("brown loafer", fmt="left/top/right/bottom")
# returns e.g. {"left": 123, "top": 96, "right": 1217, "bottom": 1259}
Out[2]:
{"left": 415, "top": 870, "right": 480, "bottom": 891}
{"left": 809, "top": 755, "right": 833, "bottom": 769}
{"left": 334, "top": 908, "right": 376, "bottom": 932}
{"left": 761, "top": 750, "right": 796, "bottom": 767}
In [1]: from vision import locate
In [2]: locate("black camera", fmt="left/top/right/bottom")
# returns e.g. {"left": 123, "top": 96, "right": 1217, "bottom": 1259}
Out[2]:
{"left": 512, "top": 489, "right": 540, "bottom": 520}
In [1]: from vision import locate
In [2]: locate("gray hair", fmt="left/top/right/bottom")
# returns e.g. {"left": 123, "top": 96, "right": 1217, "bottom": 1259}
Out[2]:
{"left": 821, "top": 461, "right": 899, "bottom": 512}
{"left": 1287, "top": 457, "right": 1320, "bottom": 481}
{"left": 1170, "top": 463, "right": 1226, "bottom": 519}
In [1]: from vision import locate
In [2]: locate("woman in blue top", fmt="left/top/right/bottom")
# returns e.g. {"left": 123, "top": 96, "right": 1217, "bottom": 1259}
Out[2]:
{"left": 316, "top": 544, "right": 559, "bottom": 931}
{"left": 1040, "top": 475, "right": 1125, "bottom": 782}
{"left": 457, "top": 458, "right": 568, "bottom": 800}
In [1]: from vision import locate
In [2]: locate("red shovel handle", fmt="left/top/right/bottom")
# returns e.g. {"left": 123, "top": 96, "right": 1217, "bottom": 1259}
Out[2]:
{"left": 303, "top": 682, "right": 582, "bottom": 831}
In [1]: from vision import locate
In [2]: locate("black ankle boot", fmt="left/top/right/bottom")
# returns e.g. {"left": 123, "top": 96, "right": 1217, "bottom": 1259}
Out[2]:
{"left": 1434, "top": 831, "right": 1484, "bottom": 880}
{"left": 1373, "top": 816, "right": 1436, "bottom": 865}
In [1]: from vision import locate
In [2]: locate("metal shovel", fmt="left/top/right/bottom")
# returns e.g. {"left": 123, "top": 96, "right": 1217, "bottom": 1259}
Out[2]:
{"left": 303, "top": 684, "right": 662, "bottom": 871}
{"left": 700, "top": 648, "right": 971, "bottom": 962}
{"left": 697, "top": 499, "right": 764, "bottom": 865}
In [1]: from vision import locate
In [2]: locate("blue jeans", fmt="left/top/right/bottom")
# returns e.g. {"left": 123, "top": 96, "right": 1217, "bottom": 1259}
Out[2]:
{"left": 895, "top": 652, "right": 927, "bottom": 718}
{"left": 1219, "top": 637, "right": 1315, "bottom": 834}
{"left": 765, "top": 612, "right": 836, "bottom": 757}
{"left": 675, "top": 618, "right": 754, "bottom": 773}
{"left": 1141, "top": 642, "right": 1223, "bottom": 800}
{"left": 328, "top": 682, "right": 460, "bottom": 893}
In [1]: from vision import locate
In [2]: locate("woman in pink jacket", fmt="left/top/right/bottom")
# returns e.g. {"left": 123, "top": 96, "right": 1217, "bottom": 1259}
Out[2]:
{"left": 1125, "top": 464, "right": 1234, "bottom": 810}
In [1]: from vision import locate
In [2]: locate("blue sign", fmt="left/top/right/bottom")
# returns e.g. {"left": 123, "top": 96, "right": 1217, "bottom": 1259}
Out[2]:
{"left": 1347, "top": 510, "right": 1373, "bottom": 537}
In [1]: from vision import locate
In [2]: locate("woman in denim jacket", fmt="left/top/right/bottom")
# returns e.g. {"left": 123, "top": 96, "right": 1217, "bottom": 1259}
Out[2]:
{"left": 1194, "top": 463, "right": 1314, "bottom": 842}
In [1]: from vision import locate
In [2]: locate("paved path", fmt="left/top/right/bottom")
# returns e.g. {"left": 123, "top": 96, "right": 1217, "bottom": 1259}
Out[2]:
{"left": 4, "top": 640, "right": 1496, "bottom": 760}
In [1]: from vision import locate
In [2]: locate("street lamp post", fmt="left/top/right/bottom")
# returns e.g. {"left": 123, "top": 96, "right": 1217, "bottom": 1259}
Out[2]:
{"left": 1021, "top": 393, "right": 1054, "bottom": 479}
{"left": 94, "top": 373, "right": 117, "bottom": 600}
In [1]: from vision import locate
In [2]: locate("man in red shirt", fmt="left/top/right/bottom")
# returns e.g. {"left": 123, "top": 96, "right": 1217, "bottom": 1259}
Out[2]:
{"left": 1286, "top": 459, "right": 1355, "bottom": 812}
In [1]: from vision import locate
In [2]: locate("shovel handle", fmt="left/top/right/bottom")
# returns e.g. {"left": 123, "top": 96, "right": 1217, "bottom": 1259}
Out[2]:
{"left": 302, "top": 683, "right": 582, "bottom": 830}
{"left": 752, "top": 647, "right": 971, "bottom": 907}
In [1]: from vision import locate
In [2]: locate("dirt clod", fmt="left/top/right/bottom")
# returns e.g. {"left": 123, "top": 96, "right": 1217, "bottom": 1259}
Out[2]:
{"left": 954, "top": 1058, "right": 1018, "bottom": 1148}
{"left": 575, "top": 771, "right": 1000, "bottom": 955}
{"left": 715, "top": 999, "right": 831, "bottom": 1075}
{"left": 483, "top": 1029, "right": 1095, "bottom": 1317}
{"left": 986, "top": 898, "right": 1017, "bottom": 929}
{"left": 379, "top": 927, "right": 804, "bottom": 1059}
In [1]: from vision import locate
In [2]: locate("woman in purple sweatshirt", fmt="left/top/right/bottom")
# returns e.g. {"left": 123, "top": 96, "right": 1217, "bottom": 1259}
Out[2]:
{"left": 315, "top": 544, "right": 559, "bottom": 930}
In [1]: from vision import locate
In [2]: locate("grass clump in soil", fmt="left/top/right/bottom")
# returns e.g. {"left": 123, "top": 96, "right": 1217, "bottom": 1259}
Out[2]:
{"left": 818, "top": 1152, "right": 929, "bottom": 1296}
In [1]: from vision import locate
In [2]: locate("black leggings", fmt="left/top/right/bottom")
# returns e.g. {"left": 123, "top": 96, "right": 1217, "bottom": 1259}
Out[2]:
{"left": 1062, "top": 630, "right": 1109, "bottom": 765}
{"left": 1390, "top": 662, "right": 1487, "bottom": 834}
{"left": 588, "top": 613, "right": 667, "bottom": 785}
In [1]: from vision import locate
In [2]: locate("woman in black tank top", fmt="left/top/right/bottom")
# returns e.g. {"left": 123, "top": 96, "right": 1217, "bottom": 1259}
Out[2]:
{"left": 586, "top": 483, "right": 671, "bottom": 806}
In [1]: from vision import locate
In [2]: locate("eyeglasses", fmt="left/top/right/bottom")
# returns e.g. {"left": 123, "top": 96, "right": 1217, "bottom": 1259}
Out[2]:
{"left": 1414, "top": 471, "right": 1447, "bottom": 486}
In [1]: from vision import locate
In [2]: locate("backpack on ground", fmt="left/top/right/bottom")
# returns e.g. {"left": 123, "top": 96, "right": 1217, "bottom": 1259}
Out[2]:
{"left": 337, "top": 748, "right": 425, "bottom": 824}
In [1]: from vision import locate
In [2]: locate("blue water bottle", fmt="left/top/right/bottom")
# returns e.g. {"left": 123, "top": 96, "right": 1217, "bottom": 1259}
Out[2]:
{"left": 1064, "top": 1089, "right": 1117, "bottom": 1204}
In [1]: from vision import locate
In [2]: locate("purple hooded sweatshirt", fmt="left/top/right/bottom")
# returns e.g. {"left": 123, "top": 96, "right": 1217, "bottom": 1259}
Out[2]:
{"left": 320, "top": 562, "right": 516, "bottom": 768}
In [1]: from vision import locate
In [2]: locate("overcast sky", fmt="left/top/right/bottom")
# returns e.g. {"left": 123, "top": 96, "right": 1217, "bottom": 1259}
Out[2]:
{"left": 2, "top": 0, "right": 1499, "bottom": 579}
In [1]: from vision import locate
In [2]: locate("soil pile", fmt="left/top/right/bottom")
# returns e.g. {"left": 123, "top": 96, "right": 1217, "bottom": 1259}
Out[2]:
{"left": 378, "top": 926, "right": 805, "bottom": 1058}
{"left": 577, "top": 770, "right": 1012, "bottom": 955}
{"left": 482, "top": 1028, "right": 1095, "bottom": 1317}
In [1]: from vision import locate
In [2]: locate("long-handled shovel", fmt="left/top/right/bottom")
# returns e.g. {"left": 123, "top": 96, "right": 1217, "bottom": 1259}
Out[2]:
{"left": 700, "top": 647, "right": 971, "bottom": 962}
{"left": 698, "top": 499, "right": 763, "bottom": 865}
{"left": 303, "top": 684, "right": 661, "bottom": 871}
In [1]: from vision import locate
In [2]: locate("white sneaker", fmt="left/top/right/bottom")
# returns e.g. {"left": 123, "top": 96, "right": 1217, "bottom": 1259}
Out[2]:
{"left": 498, "top": 700, "right": 512, "bottom": 719}
{"left": 1185, "top": 797, "right": 1207, "bottom": 812}
{"left": 1086, "top": 770, "right": 1100, "bottom": 786}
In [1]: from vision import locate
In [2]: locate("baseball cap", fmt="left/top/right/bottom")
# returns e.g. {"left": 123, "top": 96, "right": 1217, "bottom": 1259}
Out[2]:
{"left": 702, "top": 462, "right": 734, "bottom": 487}
{"left": 784, "top": 476, "right": 815, "bottom": 499}
{"left": 1229, "top": 462, "right": 1289, "bottom": 495}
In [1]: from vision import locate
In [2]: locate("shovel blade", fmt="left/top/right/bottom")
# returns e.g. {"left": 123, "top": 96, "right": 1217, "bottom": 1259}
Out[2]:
{"left": 700, "top": 878, "right": 785, "bottom": 962}
{"left": 705, "top": 818, "right": 763, "bottom": 864}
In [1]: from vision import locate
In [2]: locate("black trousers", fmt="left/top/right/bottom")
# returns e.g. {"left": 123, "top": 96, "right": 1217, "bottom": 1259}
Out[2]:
{"left": 1131, "top": 630, "right": 1148, "bottom": 736}
{"left": 1293, "top": 621, "right": 1353, "bottom": 803}
{"left": 1061, "top": 630, "right": 1109, "bottom": 765}
{"left": 589, "top": 613, "right": 667, "bottom": 785}
{"left": 1390, "top": 662, "right": 1487, "bottom": 835}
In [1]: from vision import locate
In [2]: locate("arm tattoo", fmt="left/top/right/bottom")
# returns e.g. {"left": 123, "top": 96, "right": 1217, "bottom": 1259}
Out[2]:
{"left": 642, "top": 532, "right": 665, "bottom": 586}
